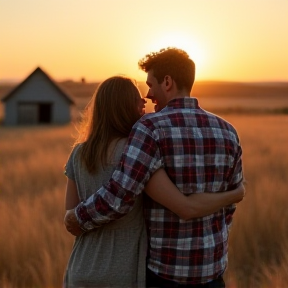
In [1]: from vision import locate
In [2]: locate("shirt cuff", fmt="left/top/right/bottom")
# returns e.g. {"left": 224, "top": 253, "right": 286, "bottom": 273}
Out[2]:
{"left": 75, "top": 202, "right": 97, "bottom": 232}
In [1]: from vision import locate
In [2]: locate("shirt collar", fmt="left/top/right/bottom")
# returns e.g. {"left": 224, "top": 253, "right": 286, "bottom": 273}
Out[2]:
{"left": 166, "top": 97, "right": 200, "bottom": 109}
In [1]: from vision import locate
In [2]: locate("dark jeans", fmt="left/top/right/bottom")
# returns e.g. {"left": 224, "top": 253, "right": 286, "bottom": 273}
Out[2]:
{"left": 146, "top": 268, "right": 225, "bottom": 288}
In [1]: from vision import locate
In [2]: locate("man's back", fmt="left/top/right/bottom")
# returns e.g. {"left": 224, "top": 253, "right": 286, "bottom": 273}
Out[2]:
{"left": 138, "top": 97, "right": 242, "bottom": 284}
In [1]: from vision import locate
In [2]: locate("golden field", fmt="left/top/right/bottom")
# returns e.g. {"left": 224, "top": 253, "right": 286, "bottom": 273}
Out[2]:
{"left": 0, "top": 114, "right": 288, "bottom": 288}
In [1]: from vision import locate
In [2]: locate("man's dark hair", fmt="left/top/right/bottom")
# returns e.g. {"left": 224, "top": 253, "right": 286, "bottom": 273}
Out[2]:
{"left": 138, "top": 47, "right": 195, "bottom": 92}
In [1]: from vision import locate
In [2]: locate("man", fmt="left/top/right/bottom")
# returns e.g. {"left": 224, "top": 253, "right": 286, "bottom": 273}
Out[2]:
{"left": 66, "top": 47, "right": 243, "bottom": 287}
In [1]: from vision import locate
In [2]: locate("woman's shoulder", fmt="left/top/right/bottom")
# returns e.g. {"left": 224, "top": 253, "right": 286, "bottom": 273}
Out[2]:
{"left": 67, "top": 143, "right": 83, "bottom": 161}
{"left": 116, "top": 137, "right": 128, "bottom": 149}
{"left": 107, "top": 138, "right": 128, "bottom": 165}
{"left": 114, "top": 138, "right": 128, "bottom": 155}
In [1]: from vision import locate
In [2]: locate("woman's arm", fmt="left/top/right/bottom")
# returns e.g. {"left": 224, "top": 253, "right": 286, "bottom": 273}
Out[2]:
{"left": 65, "top": 178, "right": 80, "bottom": 210}
{"left": 144, "top": 168, "right": 245, "bottom": 220}
{"left": 64, "top": 178, "right": 83, "bottom": 236}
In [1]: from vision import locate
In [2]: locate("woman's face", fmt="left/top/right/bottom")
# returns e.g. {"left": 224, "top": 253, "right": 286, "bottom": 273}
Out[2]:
{"left": 137, "top": 97, "right": 146, "bottom": 116}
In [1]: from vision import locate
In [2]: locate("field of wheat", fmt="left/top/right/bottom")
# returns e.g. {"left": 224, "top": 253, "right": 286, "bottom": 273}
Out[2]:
{"left": 0, "top": 114, "right": 287, "bottom": 288}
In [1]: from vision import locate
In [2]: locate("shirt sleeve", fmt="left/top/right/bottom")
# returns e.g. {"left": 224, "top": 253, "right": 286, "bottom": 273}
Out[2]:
{"left": 225, "top": 142, "right": 243, "bottom": 228}
{"left": 64, "top": 147, "right": 77, "bottom": 180}
{"left": 75, "top": 120, "right": 163, "bottom": 231}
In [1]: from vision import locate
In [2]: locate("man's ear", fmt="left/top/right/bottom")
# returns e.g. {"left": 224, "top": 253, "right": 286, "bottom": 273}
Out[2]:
{"left": 164, "top": 75, "right": 173, "bottom": 90}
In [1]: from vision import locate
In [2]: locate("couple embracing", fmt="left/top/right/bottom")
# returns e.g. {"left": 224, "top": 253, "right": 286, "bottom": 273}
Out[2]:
{"left": 63, "top": 47, "right": 244, "bottom": 288}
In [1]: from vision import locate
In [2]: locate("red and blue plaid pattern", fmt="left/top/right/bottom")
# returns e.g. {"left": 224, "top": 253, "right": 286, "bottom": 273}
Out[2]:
{"left": 76, "top": 97, "right": 243, "bottom": 284}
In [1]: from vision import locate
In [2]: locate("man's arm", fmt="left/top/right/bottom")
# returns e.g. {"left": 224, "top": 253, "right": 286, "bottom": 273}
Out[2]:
{"left": 145, "top": 168, "right": 245, "bottom": 220}
{"left": 66, "top": 120, "right": 161, "bottom": 232}
{"left": 224, "top": 141, "right": 244, "bottom": 227}
{"left": 64, "top": 172, "right": 245, "bottom": 235}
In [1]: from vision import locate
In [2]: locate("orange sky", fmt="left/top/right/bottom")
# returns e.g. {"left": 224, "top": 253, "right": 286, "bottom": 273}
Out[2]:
{"left": 1, "top": 0, "right": 288, "bottom": 83}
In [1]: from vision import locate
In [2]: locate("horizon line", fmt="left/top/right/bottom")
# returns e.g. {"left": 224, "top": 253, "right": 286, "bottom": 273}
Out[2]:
{"left": 1, "top": 78, "right": 288, "bottom": 85}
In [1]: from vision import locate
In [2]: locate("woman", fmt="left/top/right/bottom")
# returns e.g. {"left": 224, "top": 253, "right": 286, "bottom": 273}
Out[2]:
{"left": 63, "top": 76, "right": 244, "bottom": 287}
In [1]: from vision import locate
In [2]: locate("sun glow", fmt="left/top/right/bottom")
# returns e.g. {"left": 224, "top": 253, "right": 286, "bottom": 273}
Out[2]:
{"left": 146, "top": 32, "right": 208, "bottom": 79}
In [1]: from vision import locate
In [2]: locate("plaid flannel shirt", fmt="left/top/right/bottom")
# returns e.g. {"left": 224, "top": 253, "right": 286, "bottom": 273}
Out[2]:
{"left": 75, "top": 97, "right": 243, "bottom": 284}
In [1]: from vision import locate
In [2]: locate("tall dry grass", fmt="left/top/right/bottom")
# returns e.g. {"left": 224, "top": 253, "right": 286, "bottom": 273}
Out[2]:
{"left": 0, "top": 125, "right": 75, "bottom": 288}
{"left": 0, "top": 115, "right": 288, "bottom": 288}
{"left": 223, "top": 115, "right": 288, "bottom": 287}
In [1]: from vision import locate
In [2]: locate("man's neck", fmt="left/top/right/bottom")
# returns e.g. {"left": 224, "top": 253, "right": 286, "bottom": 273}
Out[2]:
{"left": 167, "top": 90, "right": 190, "bottom": 102}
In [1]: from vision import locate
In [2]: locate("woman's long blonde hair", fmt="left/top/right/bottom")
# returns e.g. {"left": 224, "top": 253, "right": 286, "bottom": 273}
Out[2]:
{"left": 74, "top": 76, "right": 142, "bottom": 173}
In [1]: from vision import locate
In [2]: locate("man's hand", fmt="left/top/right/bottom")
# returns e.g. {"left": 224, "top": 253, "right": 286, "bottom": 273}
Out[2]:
{"left": 64, "top": 209, "right": 83, "bottom": 236}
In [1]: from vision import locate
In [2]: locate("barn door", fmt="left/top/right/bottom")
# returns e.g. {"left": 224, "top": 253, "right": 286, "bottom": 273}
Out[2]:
{"left": 39, "top": 103, "right": 52, "bottom": 123}
{"left": 18, "top": 103, "right": 38, "bottom": 124}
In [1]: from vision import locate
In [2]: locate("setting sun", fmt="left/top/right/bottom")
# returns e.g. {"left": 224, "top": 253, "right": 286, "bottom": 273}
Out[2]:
{"left": 145, "top": 32, "right": 208, "bottom": 80}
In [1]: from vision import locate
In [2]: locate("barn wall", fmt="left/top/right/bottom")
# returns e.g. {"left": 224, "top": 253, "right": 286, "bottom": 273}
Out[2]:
{"left": 3, "top": 100, "right": 17, "bottom": 125}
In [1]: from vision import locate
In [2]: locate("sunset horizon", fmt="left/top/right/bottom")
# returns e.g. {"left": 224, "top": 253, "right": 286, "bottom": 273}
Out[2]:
{"left": 1, "top": 0, "right": 288, "bottom": 84}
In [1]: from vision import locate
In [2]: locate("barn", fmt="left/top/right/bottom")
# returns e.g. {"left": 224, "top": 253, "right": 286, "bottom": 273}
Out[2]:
{"left": 1, "top": 67, "right": 75, "bottom": 125}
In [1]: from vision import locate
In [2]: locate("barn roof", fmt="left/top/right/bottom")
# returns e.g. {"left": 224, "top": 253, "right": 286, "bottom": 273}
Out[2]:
{"left": 1, "top": 67, "right": 75, "bottom": 104}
